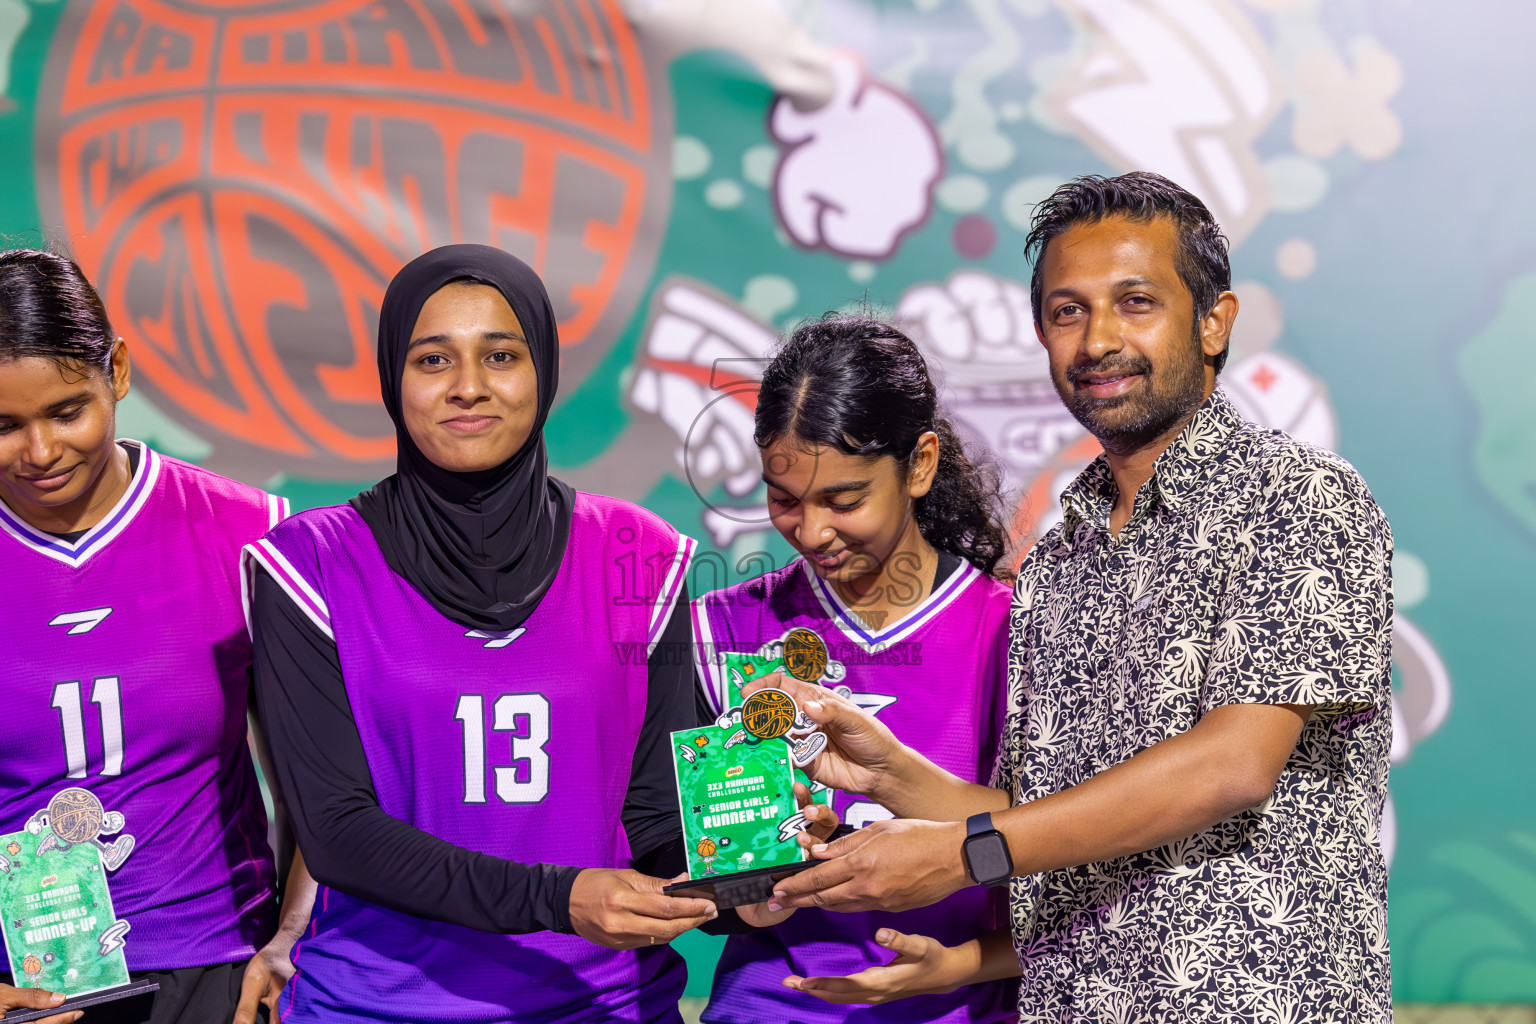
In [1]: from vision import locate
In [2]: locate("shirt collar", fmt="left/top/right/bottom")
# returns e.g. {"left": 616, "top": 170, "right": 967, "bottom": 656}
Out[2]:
{"left": 1059, "top": 386, "right": 1245, "bottom": 534}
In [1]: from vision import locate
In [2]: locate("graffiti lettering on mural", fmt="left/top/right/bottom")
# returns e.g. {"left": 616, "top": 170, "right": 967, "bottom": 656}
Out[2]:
{"left": 32, "top": 0, "right": 937, "bottom": 480}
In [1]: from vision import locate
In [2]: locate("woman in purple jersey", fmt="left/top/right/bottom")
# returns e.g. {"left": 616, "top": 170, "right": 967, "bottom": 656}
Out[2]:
{"left": 692, "top": 315, "right": 1020, "bottom": 1024}
{"left": 246, "top": 245, "right": 720, "bottom": 1024}
{"left": 0, "top": 249, "right": 318, "bottom": 1024}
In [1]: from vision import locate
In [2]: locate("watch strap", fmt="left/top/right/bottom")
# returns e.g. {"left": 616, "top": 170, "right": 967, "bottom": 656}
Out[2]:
{"left": 962, "top": 811, "right": 1014, "bottom": 887}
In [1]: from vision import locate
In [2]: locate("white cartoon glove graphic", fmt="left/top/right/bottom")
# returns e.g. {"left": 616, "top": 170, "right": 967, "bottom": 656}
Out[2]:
{"left": 629, "top": 281, "right": 775, "bottom": 545}
{"left": 771, "top": 53, "right": 941, "bottom": 260}
{"left": 897, "top": 271, "right": 1082, "bottom": 478}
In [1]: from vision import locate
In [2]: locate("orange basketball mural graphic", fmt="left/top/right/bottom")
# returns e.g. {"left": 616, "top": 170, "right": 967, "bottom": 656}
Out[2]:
{"left": 36, "top": 0, "right": 668, "bottom": 478}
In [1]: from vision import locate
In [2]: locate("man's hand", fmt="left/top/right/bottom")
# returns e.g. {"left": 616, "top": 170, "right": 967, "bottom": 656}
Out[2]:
{"left": 743, "top": 674, "right": 1006, "bottom": 821}
{"left": 768, "top": 818, "right": 969, "bottom": 914}
{"left": 0, "top": 984, "right": 81, "bottom": 1023}
{"left": 233, "top": 931, "right": 299, "bottom": 1024}
{"left": 785, "top": 928, "right": 973, "bottom": 1003}
{"left": 569, "top": 869, "right": 717, "bottom": 949}
{"left": 741, "top": 673, "right": 908, "bottom": 802}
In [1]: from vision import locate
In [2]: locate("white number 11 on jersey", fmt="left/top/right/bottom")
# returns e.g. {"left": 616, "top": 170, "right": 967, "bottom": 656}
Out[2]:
{"left": 51, "top": 677, "right": 124, "bottom": 778}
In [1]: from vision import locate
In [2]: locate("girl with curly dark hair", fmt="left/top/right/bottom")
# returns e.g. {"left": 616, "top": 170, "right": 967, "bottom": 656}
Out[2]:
{"left": 690, "top": 313, "right": 1017, "bottom": 1024}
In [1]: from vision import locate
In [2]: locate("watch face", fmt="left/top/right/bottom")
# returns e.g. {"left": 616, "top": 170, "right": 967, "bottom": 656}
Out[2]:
{"left": 965, "top": 834, "right": 1012, "bottom": 885}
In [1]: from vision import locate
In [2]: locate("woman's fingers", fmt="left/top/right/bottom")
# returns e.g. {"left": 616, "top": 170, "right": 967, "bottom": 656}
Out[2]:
{"left": 781, "top": 932, "right": 952, "bottom": 1004}
{"left": 644, "top": 909, "right": 716, "bottom": 943}
{"left": 784, "top": 970, "right": 894, "bottom": 1004}
{"left": 620, "top": 870, "right": 716, "bottom": 916}
{"left": 624, "top": 889, "right": 717, "bottom": 922}
{"left": 735, "top": 900, "right": 795, "bottom": 928}
{"left": 571, "top": 868, "right": 718, "bottom": 950}
{"left": 795, "top": 798, "right": 839, "bottom": 843}
{"left": 875, "top": 927, "right": 933, "bottom": 964}
{"left": 603, "top": 904, "right": 716, "bottom": 948}
{"left": 742, "top": 673, "right": 838, "bottom": 711}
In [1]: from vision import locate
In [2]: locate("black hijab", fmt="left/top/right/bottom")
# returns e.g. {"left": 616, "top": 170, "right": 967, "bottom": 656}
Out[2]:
{"left": 351, "top": 244, "right": 574, "bottom": 633}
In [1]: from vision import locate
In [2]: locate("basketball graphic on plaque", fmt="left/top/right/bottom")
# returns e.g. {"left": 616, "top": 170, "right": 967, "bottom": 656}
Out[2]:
{"left": 742, "top": 689, "right": 797, "bottom": 740}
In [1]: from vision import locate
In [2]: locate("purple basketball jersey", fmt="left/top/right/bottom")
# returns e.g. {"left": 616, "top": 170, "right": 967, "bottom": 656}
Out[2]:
{"left": 692, "top": 560, "right": 1016, "bottom": 1024}
{"left": 245, "top": 493, "right": 695, "bottom": 1023}
{"left": 0, "top": 441, "right": 283, "bottom": 970}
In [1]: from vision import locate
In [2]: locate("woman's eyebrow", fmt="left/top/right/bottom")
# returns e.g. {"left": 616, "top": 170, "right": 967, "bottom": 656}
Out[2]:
{"left": 761, "top": 474, "right": 871, "bottom": 495}
{"left": 814, "top": 479, "right": 871, "bottom": 495}
{"left": 0, "top": 392, "right": 94, "bottom": 418}
{"left": 407, "top": 331, "right": 527, "bottom": 351}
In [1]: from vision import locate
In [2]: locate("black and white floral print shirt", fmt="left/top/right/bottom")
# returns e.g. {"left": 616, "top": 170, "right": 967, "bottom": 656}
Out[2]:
{"left": 995, "top": 387, "right": 1392, "bottom": 1023}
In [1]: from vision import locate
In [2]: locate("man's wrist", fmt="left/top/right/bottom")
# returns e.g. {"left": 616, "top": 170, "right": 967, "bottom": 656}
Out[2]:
{"left": 947, "top": 820, "right": 974, "bottom": 892}
{"left": 866, "top": 742, "right": 930, "bottom": 810}
{"left": 960, "top": 812, "right": 1015, "bottom": 886}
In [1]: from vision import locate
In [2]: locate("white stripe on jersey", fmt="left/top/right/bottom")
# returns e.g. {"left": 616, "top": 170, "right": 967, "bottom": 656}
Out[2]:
{"left": 689, "top": 598, "right": 727, "bottom": 716}
{"left": 241, "top": 539, "right": 334, "bottom": 640}
{"left": 646, "top": 533, "right": 696, "bottom": 656}
{"left": 802, "top": 558, "right": 983, "bottom": 653}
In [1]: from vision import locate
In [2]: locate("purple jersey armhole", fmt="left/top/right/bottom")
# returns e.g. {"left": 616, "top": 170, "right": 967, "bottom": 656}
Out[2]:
{"left": 691, "top": 596, "right": 726, "bottom": 716}
{"left": 646, "top": 532, "right": 697, "bottom": 654}
{"left": 241, "top": 538, "right": 333, "bottom": 640}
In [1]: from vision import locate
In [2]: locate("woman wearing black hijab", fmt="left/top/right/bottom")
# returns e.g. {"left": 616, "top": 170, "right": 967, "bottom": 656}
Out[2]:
{"left": 246, "top": 246, "right": 717, "bottom": 1023}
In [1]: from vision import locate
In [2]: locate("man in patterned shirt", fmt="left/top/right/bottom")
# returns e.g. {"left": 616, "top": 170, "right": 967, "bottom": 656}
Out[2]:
{"left": 753, "top": 172, "right": 1393, "bottom": 1021}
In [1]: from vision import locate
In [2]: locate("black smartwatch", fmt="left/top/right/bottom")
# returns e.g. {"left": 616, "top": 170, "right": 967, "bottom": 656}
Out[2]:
{"left": 961, "top": 812, "right": 1014, "bottom": 887}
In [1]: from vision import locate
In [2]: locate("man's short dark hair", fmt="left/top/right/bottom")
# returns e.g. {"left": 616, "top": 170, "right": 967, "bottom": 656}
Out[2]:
{"left": 1024, "top": 171, "right": 1233, "bottom": 373}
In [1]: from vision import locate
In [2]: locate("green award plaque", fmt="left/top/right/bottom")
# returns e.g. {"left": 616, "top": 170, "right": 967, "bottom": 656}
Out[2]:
{"left": 664, "top": 629, "right": 843, "bottom": 909}
{"left": 1, "top": 789, "right": 133, "bottom": 998}
{"left": 718, "top": 627, "right": 849, "bottom": 817}
{"left": 673, "top": 722, "right": 802, "bottom": 879}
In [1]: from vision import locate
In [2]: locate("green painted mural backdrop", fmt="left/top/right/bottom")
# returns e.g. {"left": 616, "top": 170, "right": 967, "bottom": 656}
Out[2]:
{"left": 3, "top": 0, "right": 1533, "bottom": 1003}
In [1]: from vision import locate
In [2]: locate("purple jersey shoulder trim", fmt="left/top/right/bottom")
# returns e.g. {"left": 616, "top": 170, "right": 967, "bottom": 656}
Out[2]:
{"left": 690, "top": 597, "right": 727, "bottom": 715}
{"left": 646, "top": 533, "right": 697, "bottom": 654}
{"left": 0, "top": 440, "right": 161, "bottom": 568}
{"left": 805, "top": 558, "right": 982, "bottom": 651}
{"left": 242, "top": 538, "right": 334, "bottom": 640}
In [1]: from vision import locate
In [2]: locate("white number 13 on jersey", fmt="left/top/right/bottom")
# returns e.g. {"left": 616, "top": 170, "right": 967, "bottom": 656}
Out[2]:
{"left": 454, "top": 693, "right": 550, "bottom": 804}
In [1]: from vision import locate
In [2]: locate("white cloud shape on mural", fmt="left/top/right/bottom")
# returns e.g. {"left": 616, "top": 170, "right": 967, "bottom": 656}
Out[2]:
{"left": 771, "top": 53, "right": 941, "bottom": 260}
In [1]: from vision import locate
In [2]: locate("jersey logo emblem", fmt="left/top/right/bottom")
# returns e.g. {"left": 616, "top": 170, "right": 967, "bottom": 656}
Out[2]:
{"left": 48, "top": 608, "right": 112, "bottom": 635}
{"left": 464, "top": 628, "right": 526, "bottom": 650}
{"left": 850, "top": 692, "right": 899, "bottom": 717}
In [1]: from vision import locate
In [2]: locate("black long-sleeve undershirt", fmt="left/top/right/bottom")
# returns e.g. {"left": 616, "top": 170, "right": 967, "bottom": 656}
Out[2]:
{"left": 250, "top": 568, "right": 705, "bottom": 935}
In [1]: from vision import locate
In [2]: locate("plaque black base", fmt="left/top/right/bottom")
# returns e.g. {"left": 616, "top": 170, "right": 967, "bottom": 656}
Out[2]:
{"left": 663, "top": 859, "right": 818, "bottom": 910}
{"left": 2, "top": 981, "right": 160, "bottom": 1022}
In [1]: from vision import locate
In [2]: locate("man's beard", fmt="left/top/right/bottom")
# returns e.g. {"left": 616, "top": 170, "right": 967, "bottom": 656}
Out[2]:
{"left": 1055, "top": 332, "right": 1208, "bottom": 457}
